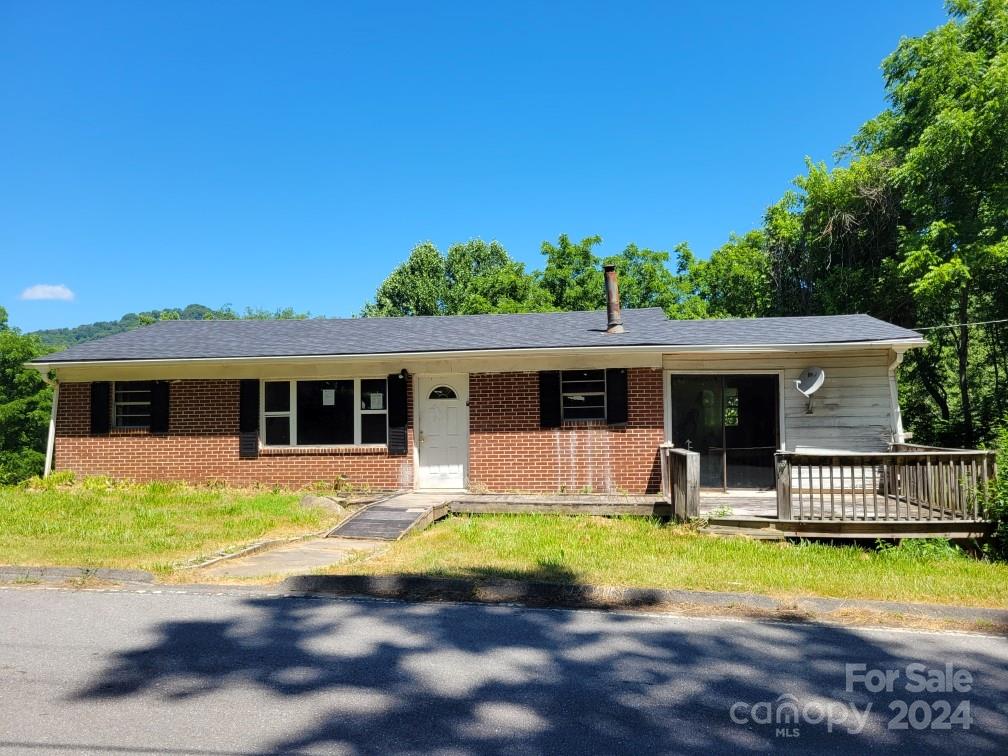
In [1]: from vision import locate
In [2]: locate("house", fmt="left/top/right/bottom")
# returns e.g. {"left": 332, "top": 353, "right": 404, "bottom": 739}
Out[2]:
{"left": 31, "top": 269, "right": 931, "bottom": 500}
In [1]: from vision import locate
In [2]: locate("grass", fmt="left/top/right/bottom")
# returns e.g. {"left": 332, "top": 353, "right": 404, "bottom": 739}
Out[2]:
{"left": 334, "top": 513, "right": 1008, "bottom": 607}
{"left": 0, "top": 476, "right": 343, "bottom": 574}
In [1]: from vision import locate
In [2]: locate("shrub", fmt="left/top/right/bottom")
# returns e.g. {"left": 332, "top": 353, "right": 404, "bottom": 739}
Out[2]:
{"left": 982, "top": 423, "right": 1008, "bottom": 560}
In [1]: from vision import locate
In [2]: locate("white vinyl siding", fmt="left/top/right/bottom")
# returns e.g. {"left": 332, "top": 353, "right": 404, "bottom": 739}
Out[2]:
{"left": 663, "top": 349, "right": 899, "bottom": 452}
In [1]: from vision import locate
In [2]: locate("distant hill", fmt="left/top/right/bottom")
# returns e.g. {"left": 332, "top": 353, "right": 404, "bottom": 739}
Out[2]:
{"left": 29, "top": 304, "right": 224, "bottom": 350}
{"left": 29, "top": 304, "right": 312, "bottom": 351}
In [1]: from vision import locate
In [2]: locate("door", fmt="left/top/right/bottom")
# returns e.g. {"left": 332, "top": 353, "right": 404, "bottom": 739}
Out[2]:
{"left": 669, "top": 374, "right": 779, "bottom": 490}
{"left": 416, "top": 375, "right": 468, "bottom": 490}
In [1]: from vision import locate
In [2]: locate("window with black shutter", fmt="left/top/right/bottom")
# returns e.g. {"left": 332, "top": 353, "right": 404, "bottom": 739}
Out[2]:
{"left": 112, "top": 381, "right": 153, "bottom": 429}
{"left": 540, "top": 369, "right": 628, "bottom": 425}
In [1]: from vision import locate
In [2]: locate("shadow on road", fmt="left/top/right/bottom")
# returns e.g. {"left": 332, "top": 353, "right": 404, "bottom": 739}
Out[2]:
{"left": 69, "top": 586, "right": 1008, "bottom": 754}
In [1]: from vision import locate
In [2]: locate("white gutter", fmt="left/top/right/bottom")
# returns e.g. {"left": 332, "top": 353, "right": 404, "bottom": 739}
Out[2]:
{"left": 43, "top": 381, "right": 59, "bottom": 478}
{"left": 888, "top": 349, "right": 907, "bottom": 444}
{"left": 28, "top": 338, "right": 928, "bottom": 372}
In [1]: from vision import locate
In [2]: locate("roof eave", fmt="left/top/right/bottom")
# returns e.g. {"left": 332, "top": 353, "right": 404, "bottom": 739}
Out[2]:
{"left": 28, "top": 337, "right": 928, "bottom": 372}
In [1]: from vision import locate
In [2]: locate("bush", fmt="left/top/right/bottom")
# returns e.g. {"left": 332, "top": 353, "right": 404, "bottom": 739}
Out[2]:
{"left": 982, "top": 423, "right": 1008, "bottom": 560}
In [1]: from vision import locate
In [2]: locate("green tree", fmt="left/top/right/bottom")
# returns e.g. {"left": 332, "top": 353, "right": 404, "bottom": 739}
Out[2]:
{"left": 362, "top": 239, "right": 551, "bottom": 316}
{"left": 539, "top": 234, "right": 702, "bottom": 317}
{"left": 764, "top": 155, "right": 904, "bottom": 318}
{"left": 0, "top": 308, "right": 52, "bottom": 484}
{"left": 852, "top": 0, "right": 1008, "bottom": 446}
{"left": 539, "top": 234, "right": 605, "bottom": 312}
{"left": 444, "top": 239, "right": 553, "bottom": 314}
{"left": 688, "top": 231, "right": 773, "bottom": 318}
{"left": 362, "top": 242, "right": 447, "bottom": 316}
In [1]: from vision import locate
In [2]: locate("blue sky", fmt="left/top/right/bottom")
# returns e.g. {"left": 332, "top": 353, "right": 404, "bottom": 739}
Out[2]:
{"left": 1, "top": 1, "right": 948, "bottom": 332}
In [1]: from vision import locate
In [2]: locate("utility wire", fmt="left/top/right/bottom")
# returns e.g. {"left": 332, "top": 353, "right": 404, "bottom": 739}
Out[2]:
{"left": 914, "top": 317, "right": 1008, "bottom": 331}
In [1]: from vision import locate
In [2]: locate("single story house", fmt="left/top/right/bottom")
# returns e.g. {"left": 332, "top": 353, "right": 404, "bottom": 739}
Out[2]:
{"left": 31, "top": 270, "right": 927, "bottom": 495}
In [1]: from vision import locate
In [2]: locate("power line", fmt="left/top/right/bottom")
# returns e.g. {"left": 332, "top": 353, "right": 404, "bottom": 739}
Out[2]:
{"left": 914, "top": 317, "right": 1008, "bottom": 331}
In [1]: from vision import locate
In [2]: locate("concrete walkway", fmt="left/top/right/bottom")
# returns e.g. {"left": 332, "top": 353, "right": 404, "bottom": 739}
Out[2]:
{"left": 199, "top": 537, "right": 385, "bottom": 579}
{"left": 198, "top": 492, "right": 453, "bottom": 579}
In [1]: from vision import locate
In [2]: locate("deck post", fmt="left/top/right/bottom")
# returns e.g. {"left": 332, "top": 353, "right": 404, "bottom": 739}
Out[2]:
{"left": 684, "top": 452, "right": 699, "bottom": 519}
{"left": 775, "top": 453, "right": 792, "bottom": 520}
{"left": 658, "top": 442, "right": 672, "bottom": 505}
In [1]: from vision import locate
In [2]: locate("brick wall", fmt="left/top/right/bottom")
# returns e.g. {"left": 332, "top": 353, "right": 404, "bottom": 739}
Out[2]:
{"left": 54, "top": 369, "right": 665, "bottom": 493}
{"left": 468, "top": 368, "right": 664, "bottom": 494}
{"left": 54, "top": 380, "right": 415, "bottom": 489}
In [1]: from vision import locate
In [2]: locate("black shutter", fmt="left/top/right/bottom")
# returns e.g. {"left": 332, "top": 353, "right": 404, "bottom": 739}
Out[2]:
{"left": 387, "top": 372, "right": 408, "bottom": 455}
{"left": 239, "top": 380, "right": 259, "bottom": 433}
{"left": 606, "top": 368, "right": 628, "bottom": 425}
{"left": 90, "top": 382, "right": 111, "bottom": 435}
{"left": 150, "top": 381, "right": 170, "bottom": 434}
{"left": 238, "top": 379, "right": 259, "bottom": 459}
{"left": 539, "top": 371, "right": 561, "bottom": 428}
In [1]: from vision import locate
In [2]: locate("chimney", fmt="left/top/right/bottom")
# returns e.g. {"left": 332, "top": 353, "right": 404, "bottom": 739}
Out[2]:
{"left": 603, "top": 264, "right": 624, "bottom": 333}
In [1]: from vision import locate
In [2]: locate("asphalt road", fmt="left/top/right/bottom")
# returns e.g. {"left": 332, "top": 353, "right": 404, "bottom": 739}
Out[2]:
{"left": 0, "top": 586, "right": 1006, "bottom": 755}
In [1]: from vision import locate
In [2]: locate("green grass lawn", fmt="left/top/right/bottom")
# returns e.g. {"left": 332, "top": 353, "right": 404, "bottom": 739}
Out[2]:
{"left": 0, "top": 478, "right": 341, "bottom": 574}
{"left": 335, "top": 513, "right": 1008, "bottom": 607}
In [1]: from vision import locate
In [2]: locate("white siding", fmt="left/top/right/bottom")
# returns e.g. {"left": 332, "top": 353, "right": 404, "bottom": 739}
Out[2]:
{"left": 662, "top": 349, "right": 900, "bottom": 453}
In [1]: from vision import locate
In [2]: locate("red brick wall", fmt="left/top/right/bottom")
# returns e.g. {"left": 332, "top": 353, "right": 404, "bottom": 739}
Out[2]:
{"left": 468, "top": 369, "right": 664, "bottom": 494}
{"left": 54, "top": 380, "right": 415, "bottom": 489}
{"left": 55, "top": 369, "right": 665, "bottom": 493}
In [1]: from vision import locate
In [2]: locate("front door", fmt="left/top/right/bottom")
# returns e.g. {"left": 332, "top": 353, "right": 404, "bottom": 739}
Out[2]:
{"left": 669, "top": 374, "right": 779, "bottom": 490}
{"left": 416, "top": 375, "right": 468, "bottom": 490}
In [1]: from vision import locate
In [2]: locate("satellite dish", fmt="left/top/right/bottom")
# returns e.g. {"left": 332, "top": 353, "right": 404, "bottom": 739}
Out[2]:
{"left": 794, "top": 367, "right": 825, "bottom": 414}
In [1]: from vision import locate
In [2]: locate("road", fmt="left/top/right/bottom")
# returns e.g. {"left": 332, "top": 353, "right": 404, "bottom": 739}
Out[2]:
{"left": 0, "top": 585, "right": 1005, "bottom": 755}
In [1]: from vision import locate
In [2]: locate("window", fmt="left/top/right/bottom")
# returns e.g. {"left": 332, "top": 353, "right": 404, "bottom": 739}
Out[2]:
{"left": 261, "top": 378, "right": 388, "bottom": 447}
{"left": 560, "top": 370, "right": 607, "bottom": 421}
{"left": 113, "top": 381, "right": 153, "bottom": 428}
{"left": 723, "top": 387, "right": 739, "bottom": 427}
{"left": 428, "top": 385, "right": 457, "bottom": 400}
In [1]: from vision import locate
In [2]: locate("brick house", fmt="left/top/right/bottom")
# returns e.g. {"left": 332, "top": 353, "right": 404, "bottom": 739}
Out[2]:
{"left": 31, "top": 273, "right": 925, "bottom": 494}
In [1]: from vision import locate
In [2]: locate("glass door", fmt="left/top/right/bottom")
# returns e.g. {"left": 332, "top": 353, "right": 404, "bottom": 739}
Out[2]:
{"left": 669, "top": 374, "right": 779, "bottom": 490}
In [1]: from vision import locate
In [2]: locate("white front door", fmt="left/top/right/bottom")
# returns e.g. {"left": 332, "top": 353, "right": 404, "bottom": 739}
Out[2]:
{"left": 416, "top": 375, "right": 468, "bottom": 490}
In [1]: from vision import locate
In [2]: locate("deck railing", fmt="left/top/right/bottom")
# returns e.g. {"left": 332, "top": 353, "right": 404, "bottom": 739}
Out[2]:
{"left": 775, "top": 445, "right": 997, "bottom": 522}
{"left": 660, "top": 443, "right": 699, "bottom": 520}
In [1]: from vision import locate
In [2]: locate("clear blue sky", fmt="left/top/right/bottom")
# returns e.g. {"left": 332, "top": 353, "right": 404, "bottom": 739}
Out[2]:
{"left": 2, "top": 1, "right": 948, "bottom": 332}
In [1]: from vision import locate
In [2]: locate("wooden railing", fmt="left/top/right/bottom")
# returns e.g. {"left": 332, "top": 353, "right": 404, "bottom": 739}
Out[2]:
{"left": 660, "top": 443, "right": 699, "bottom": 520}
{"left": 775, "top": 445, "right": 997, "bottom": 522}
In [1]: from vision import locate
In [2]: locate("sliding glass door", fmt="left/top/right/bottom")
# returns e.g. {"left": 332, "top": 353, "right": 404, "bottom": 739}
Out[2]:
{"left": 669, "top": 374, "right": 779, "bottom": 490}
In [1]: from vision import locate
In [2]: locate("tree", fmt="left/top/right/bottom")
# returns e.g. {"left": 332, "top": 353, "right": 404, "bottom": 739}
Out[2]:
{"left": 763, "top": 155, "right": 904, "bottom": 318}
{"left": 688, "top": 231, "right": 773, "bottom": 318}
{"left": 539, "top": 234, "right": 605, "bottom": 312}
{"left": 0, "top": 307, "right": 52, "bottom": 484}
{"left": 444, "top": 239, "right": 553, "bottom": 314}
{"left": 362, "top": 239, "right": 550, "bottom": 316}
{"left": 851, "top": 0, "right": 1008, "bottom": 446}
{"left": 539, "top": 234, "right": 704, "bottom": 317}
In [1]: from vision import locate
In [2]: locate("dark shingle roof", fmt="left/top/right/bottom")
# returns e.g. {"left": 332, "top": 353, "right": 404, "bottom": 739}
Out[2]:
{"left": 33, "top": 309, "right": 923, "bottom": 363}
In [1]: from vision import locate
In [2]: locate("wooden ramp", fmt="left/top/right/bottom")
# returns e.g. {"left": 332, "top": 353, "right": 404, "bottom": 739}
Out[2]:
{"left": 328, "top": 493, "right": 450, "bottom": 541}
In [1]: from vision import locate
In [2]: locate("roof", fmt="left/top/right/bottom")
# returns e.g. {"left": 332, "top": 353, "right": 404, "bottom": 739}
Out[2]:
{"left": 32, "top": 309, "right": 924, "bottom": 364}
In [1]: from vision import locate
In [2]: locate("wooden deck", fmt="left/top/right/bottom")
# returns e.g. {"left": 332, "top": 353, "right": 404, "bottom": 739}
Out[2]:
{"left": 661, "top": 442, "right": 996, "bottom": 539}
{"left": 697, "top": 490, "right": 992, "bottom": 538}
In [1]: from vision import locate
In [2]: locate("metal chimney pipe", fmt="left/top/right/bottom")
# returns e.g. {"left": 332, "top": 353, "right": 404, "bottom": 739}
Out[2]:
{"left": 603, "top": 264, "right": 624, "bottom": 334}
